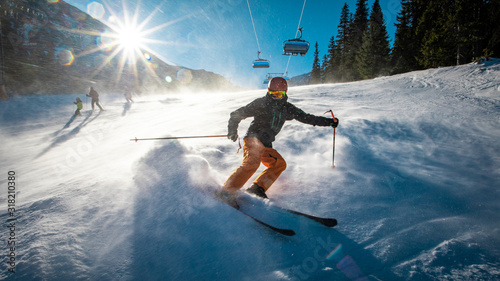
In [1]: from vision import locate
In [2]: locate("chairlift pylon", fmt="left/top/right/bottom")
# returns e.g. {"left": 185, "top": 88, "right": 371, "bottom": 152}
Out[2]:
{"left": 283, "top": 27, "right": 309, "bottom": 56}
{"left": 252, "top": 51, "right": 270, "bottom": 68}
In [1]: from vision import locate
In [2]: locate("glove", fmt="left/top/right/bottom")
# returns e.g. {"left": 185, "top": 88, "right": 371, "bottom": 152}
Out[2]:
{"left": 331, "top": 117, "right": 339, "bottom": 128}
{"left": 228, "top": 132, "right": 238, "bottom": 142}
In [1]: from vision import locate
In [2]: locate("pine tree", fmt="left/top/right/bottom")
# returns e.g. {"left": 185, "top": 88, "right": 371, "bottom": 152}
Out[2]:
{"left": 351, "top": 0, "right": 369, "bottom": 80}
{"left": 417, "top": 0, "right": 458, "bottom": 68}
{"left": 311, "top": 42, "right": 322, "bottom": 84}
{"left": 485, "top": 1, "right": 500, "bottom": 57}
{"left": 324, "top": 36, "right": 338, "bottom": 83}
{"left": 357, "top": 0, "right": 391, "bottom": 79}
{"left": 392, "top": 0, "right": 420, "bottom": 74}
{"left": 336, "top": 3, "right": 353, "bottom": 82}
{"left": 391, "top": 0, "right": 499, "bottom": 73}
{"left": 321, "top": 54, "right": 329, "bottom": 82}
{"left": 452, "top": 0, "right": 492, "bottom": 64}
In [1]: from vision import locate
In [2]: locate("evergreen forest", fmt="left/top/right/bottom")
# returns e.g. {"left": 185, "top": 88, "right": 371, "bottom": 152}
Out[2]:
{"left": 310, "top": 0, "right": 500, "bottom": 84}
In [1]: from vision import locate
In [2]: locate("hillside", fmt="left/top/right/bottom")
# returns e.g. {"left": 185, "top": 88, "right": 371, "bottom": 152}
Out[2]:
{"left": 0, "top": 60, "right": 499, "bottom": 280}
{"left": 0, "top": 0, "right": 237, "bottom": 96}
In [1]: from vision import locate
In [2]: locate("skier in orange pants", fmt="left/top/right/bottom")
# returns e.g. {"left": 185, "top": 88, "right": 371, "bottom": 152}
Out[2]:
{"left": 223, "top": 137, "right": 287, "bottom": 194}
{"left": 218, "top": 77, "right": 338, "bottom": 208}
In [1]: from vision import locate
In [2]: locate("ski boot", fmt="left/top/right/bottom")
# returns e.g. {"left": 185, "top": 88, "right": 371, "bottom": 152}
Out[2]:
{"left": 246, "top": 183, "right": 268, "bottom": 199}
{"left": 215, "top": 189, "right": 240, "bottom": 209}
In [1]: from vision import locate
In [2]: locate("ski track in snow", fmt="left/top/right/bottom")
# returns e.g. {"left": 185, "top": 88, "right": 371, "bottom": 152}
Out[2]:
{"left": 0, "top": 60, "right": 499, "bottom": 280}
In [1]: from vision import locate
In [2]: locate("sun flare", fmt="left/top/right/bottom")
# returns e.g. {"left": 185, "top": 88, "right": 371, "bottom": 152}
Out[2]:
{"left": 67, "top": 0, "right": 187, "bottom": 87}
{"left": 117, "top": 25, "right": 144, "bottom": 52}
{"left": 113, "top": 23, "right": 147, "bottom": 63}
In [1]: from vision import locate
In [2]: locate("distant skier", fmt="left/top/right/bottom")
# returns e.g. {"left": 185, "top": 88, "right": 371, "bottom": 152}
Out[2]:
{"left": 73, "top": 97, "right": 82, "bottom": 116}
{"left": 217, "top": 77, "right": 339, "bottom": 208}
{"left": 86, "top": 87, "right": 104, "bottom": 111}
{"left": 125, "top": 91, "right": 134, "bottom": 103}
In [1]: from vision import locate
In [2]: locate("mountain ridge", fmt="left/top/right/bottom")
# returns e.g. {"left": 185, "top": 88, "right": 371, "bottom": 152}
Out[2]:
{"left": 0, "top": 0, "right": 239, "bottom": 96}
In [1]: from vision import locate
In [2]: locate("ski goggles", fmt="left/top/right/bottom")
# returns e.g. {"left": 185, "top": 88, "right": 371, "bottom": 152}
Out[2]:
{"left": 269, "top": 90, "right": 286, "bottom": 99}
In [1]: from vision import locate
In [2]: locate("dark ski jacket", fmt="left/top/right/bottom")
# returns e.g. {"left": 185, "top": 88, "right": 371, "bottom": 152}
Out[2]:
{"left": 87, "top": 89, "right": 99, "bottom": 100}
{"left": 228, "top": 93, "right": 336, "bottom": 147}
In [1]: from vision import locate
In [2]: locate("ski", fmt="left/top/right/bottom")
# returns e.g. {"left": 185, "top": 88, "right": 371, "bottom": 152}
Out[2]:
{"left": 242, "top": 192, "right": 338, "bottom": 227}
{"left": 214, "top": 190, "right": 295, "bottom": 236}
{"left": 241, "top": 212, "right": 296, "bottom": 236}
{"left": 278, "top": 207, "right": 337, "bottom": 227}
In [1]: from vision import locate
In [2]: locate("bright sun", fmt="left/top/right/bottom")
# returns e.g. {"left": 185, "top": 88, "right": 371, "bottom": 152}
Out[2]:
{"left": 74, "top": 1, "right": 183, "bottom": 85}
{"left": 117, "top": 25, "right": 144, "bottom": 52}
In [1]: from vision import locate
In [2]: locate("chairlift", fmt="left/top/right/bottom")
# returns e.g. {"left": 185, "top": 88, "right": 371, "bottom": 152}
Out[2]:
{"left": 263, "top": 73, "right": 289, "bottom": 84}
{"left": 252, "top": 51, "right": 270, "bottom": 68}
{"left": 283, "top": 27, "right": 309, "bottom": 56}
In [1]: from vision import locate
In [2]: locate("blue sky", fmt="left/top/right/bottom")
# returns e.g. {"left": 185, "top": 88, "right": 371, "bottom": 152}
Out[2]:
{"left": 65, "top": 0, "right": 401, "bottom": 88}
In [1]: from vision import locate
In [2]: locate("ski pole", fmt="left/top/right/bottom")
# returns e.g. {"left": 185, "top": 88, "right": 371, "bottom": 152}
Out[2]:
{"left": 324, "top": 110, "right": 336, "bottom": 168}
{"left": 131, "top": 134, "right": 227, "bottom": 142}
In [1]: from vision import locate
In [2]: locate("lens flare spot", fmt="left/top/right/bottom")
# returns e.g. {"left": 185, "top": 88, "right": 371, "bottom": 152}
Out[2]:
{"left": 165, "top": 75, "right": 173, "bottom": 83}
{"left": 326, "top": 244, "right": 343, "bottom": 261}
{"left": 336, "top": 256, "right": 366, "bottom": 280}
{"left": 176, "top": 69, "right": 193, "bottom": 84}
{"left": 96, "top": 31, "right": 114, "bottom": 50}
{"left": 146, "top": 61, "right": 158, "bottom": 70}
{"left": 87, "top": 2, "right": 105, "bottom": 20}
{"left": 56, "top": 48, "right": 74, "bottom": 66}
{"left": 144, "top": 53, "right": 151, "bottom": 61}
{"left": 108, "top": 15, "right": 118, "bottom": 24}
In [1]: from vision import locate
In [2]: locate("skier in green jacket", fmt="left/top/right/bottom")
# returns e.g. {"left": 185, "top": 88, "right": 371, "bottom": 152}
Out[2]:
{"left": 74, "top": 97, "right": 83, "bottom": 116}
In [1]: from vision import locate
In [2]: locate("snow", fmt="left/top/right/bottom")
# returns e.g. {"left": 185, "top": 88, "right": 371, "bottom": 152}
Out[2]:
{"left": 1, "top": 59, "right": 500, "bottom": 280}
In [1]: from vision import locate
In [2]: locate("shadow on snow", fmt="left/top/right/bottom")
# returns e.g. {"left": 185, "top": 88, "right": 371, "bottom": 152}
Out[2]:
{"left": 36, "top": 111, "right": 102, "bottom": 158}
{"left": 129, "top": 142, "right": 399, "bottom": 280}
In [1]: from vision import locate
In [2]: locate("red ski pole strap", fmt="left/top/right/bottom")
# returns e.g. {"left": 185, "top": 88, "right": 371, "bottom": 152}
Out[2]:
{"left": 324, "top": 109, "right": 335, "bottom": 120}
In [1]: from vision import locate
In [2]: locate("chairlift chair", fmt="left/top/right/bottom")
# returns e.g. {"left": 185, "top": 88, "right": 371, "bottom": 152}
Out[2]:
{"left": 263, "top": 73, "right": 271, "bottom": 84}
{"left": 252, "top": 51, "right": 270, "bottom": 68}
{"left": 263, "top": 73, "right": 287, "bottom": 84}
{"left": 283, "top": 27, "right": 309, "bottom": 56}
{"left": 253, "top": 59, "right": 270, "bottom": 68}
{"left": 283, "top": 40, "right": 309, "bottom": 56}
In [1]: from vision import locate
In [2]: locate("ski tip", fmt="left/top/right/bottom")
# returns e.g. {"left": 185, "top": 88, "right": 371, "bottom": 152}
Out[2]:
{"left": 281, "top": 229, "right": 296, "bottom": 236}
{"left": 323, "top": 218, "right": 338, "bottom": 227}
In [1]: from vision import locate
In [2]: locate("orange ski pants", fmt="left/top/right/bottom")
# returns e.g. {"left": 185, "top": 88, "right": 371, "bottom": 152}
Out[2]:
{"left": 222, "top": 137, "right": 287, "bottom": 193}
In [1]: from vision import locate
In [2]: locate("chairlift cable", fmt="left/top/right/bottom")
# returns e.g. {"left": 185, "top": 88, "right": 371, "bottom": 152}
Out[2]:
{"left": 246, "top": 0, "right": 261, "bottom": 53}
{"left": 284, "top": 0, "right": 307, "bottom": 75}
{"left": 284, "top": 56, "right": 292, "bottom": 75}
{"left": 247, "top": 0, "right": 270, "bottom": 68}
{"left": 295, "top": 0, "right": 307, "bottom": 38}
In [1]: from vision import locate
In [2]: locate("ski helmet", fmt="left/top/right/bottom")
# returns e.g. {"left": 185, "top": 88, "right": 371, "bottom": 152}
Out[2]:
{"left": 268, "top": 77, "right": 288, "bottom": 92}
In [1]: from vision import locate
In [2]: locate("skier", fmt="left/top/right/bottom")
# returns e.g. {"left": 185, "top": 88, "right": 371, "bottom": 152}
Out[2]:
{"left": 218, "top": 77, "right": 339, "bottom": 208}
{"left": 73, "top": 97, "right": 82, "bottom": 116}
{"left": 86, "top": 87, "right": 104, "bottom": 111}
{"left": 125, "top": 91, "right": 134, "bottom": 103}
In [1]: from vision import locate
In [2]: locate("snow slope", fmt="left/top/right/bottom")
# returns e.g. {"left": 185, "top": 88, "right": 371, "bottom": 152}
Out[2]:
{"left": 1, "top": 60, "right": 500, "bottom": 280}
